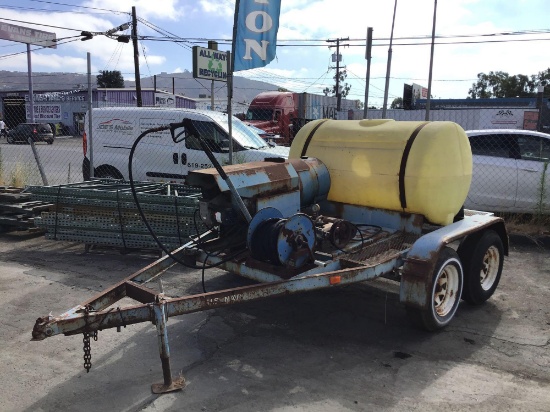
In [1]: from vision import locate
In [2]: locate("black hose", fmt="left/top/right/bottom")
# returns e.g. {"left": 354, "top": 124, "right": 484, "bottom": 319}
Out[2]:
{"left": 128, "top": 125, "right": 245, "bottom": 270}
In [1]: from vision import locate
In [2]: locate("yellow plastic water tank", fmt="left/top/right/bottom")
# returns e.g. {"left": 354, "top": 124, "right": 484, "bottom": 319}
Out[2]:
{"left": 289, "top": 119, "right": 472, "bottom": 225}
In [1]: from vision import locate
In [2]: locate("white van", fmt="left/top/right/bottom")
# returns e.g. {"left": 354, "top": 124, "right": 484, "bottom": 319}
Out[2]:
{"left": 82, "top": 107, "right": 289, "bottom": 182}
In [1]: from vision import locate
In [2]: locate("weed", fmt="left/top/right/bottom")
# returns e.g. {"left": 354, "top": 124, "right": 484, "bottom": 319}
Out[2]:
{"left": 0, "top": 146, "right": 4, "bottom": 185}
{"left": 535, "top": 161, "right": 549, "bottom": 219}
{"left": 9, "top": 162, "right": 33, "bottom": 188}
{"left": 496, "top": 212, "right": 550, "bottom": 237}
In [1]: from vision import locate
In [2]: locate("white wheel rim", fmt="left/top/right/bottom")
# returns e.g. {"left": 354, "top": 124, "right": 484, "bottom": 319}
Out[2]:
{"left": 480, "top": 245, "right": 500, "bottom": 291}
{"left": 433, "top": 260, "right": 460, "bottom": 318}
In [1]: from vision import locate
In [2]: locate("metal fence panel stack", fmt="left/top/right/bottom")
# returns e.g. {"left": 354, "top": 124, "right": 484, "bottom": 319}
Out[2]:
{"left": 28, "top": 179, "right": 203, "bottom": 250}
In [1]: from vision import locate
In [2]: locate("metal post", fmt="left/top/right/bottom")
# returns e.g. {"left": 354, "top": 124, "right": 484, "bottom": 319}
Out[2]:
{"left": 26, "top": 43, "right": 48, "bottom": 186}
{"left": 336, "top": 40, "right": 341, "bottom": 112}
{"left": 363, "top": 27, "right": 373, "bottom": 119}
{"left": 425, "top": 0, "right": 437, "bottom": 121}
{"left": 131, "top": 6, "right": 142, "bottom": 107}
{"left": 229, "top": 1, "right": 240, "bottom": 166}
{"left": 87, "top": 52, "right": 94, "bottom": 178}
{"left": 382, "top": 0, "right": 398, "bottom": 119}
{"left": 536, "top": 84, "right": 545, "bottom": 132}
{"left": 227, "top": 51, "right": 233, "bottom": 165}
{"left": 211, "top": 80, "right": 215, "bottom": 110}
{"left": 172, "top": 77, "right": 175, "bottom": 95}
{"left": 208, "top": 41, "right": 218, "bottom": 112}
{"left": 150, "top": 302, "right": 185, "bottom": 394}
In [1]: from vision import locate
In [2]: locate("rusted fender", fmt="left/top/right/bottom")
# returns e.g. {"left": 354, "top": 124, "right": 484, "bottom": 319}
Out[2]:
{"left": 400, "top": 213, "right": 508, "bottom": 310}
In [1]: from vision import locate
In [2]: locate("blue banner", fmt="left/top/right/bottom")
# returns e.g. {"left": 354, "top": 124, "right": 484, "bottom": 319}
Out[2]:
{"left": 233, "top": 0, "right": 281, "bottom": 72}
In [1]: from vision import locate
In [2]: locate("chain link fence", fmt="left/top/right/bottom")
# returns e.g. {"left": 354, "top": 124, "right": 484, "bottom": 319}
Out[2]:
{"left": 0, "top": 92, "right": 549, "bottom": 217}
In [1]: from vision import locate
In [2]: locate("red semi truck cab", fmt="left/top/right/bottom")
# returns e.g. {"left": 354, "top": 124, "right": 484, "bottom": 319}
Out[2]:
{"left": 245, "top": 91, "right": 298, "bottom": 145}
{"left": 246, "top": 91, "right": 357, "bottom": 145}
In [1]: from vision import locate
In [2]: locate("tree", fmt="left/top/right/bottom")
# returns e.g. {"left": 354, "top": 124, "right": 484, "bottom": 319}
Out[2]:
{"left": 467, "top": 69, "right": 550, "bottom": 99}
{"left": 390, "top": 97, "right": 403, "bottom": 109}
{"left": 277, "top": 86, "right": 290, "bottom": 92}
{"left": 323, "top": 69, "right": 352, "bottom": 99}
{"left": 97, "top": 70, "right": 125, "bottom": 88}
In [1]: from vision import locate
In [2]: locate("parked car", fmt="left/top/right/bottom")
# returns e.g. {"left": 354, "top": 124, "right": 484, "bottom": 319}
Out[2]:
{"left": 465, "top": 129, "right": 550, "bottom": 214}
{"left": 6, "top": 123, "right": 54, "bottom": 144}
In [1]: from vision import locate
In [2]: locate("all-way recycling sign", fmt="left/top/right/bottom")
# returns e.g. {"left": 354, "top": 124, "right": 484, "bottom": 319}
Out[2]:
{"left": 192, "top": 46, "right": 229, "bottom": 82}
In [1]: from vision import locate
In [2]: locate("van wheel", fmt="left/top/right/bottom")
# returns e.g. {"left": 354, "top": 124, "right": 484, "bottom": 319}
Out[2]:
{"left": 95, "top": 165, "right": 123, "bottom": 180}
{"left": 46, "top": 139, "right": 54, "bottom": 145}
{"left": 7, "top": 135, "right": 14, "bottom": 144}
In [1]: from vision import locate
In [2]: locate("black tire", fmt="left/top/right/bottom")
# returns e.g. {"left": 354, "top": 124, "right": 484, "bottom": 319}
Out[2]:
{"left": 6, "top": 135, "right": 14, "bottom": 144}
{"left": 95, "top": 165, "right": 123, "bottom": 180}
{"left": 46, "top": 139, "right": 54, "bottom": 145}
{"left": 407, "top": 247, "right": 463, "bottom": 331}
{"left": 460, "top": 230, "right": 504, "bottom": 305}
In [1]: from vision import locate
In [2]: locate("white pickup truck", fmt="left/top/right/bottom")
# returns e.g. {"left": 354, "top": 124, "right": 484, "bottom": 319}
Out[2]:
{"left": 82, "top": 107, "right": 289, "bottom": 182}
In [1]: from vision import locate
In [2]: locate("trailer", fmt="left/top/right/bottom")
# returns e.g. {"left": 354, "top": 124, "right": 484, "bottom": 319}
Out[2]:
{"left": 31, "top": 118, "right": 508, "bottom": 394}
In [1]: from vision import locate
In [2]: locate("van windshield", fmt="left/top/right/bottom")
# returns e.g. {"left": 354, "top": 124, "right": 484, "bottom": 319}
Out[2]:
{"left": 215, "top": 116, "right": 268, "bottom": 149}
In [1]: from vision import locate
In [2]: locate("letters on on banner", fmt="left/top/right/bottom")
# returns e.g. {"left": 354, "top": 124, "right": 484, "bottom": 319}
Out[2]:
{"left": 233, "top": 0, "right": 281, "bottom": 72}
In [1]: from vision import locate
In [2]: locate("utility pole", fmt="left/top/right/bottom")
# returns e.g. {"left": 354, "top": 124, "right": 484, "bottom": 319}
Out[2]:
{"left": 425, "top": 0, "right": 437, "bottom": 121}
{"left": 382, "top": 0, "right": 397, "bottom": 119}
{"left": 363, "top": 27, "right": 373, "bottom": 119}
{"left": 131, "top": 6, "right": 142, "bottom": 107}
{"left": 327, "top": 37, "right": 349, "bottom": 111}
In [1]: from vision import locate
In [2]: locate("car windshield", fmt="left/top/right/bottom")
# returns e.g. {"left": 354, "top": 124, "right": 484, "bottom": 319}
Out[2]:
{"left": 245, "top": 109, "right": 273, "bottom": 121}
{"left": 215, "top": 116, "right": 268, "bottom": 149}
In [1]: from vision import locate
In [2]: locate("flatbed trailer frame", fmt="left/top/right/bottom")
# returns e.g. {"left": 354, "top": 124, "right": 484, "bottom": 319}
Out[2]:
{"left": 32, "top": 208, "right": 507, "bottom": 394}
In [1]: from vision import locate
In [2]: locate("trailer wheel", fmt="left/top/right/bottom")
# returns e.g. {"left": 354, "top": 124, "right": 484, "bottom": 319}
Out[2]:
{"left": 407, "top": 247, "right": 463, "bottom": 331}
{"left": 460, "top": 230, "right": 503, "bottom": 305}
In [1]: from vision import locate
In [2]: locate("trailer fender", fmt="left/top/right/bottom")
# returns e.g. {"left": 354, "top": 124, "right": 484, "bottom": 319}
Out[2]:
{"left": 400, "top": 214, "right": 507, "bottom": 310}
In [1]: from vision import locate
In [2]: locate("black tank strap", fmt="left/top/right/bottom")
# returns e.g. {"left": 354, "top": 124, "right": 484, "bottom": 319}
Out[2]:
{"left": 300, "top": 120, "right": 329, "bottom": 158}
{"left": 398, "top": 122, "right": 429, "bottom": 209}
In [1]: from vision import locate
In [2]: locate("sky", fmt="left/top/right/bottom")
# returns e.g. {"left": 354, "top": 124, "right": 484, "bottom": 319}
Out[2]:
{"left": 0, "top": 0, "right": 549, "bottom": 107}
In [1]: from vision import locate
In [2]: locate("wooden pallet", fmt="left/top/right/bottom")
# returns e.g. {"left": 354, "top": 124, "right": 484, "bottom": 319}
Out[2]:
{"left": 0, "top": 187, "right": 53, "bottom": 233}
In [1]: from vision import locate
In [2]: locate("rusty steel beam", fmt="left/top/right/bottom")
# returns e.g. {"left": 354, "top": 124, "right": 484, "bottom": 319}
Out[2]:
{"left": 32, "top": 257, "right": 401, "bottom": 341}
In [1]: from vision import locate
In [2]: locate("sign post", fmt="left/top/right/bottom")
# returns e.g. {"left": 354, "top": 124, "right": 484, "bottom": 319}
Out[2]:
{"left": 0, "top": 22, "right": 56, "bottom": 186}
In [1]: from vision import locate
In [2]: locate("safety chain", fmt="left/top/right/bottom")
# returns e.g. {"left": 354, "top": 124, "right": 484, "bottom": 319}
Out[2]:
{"left": 82, "top": 330, "right": 98, "bottom": 373}
{"left": 82, "top": 305, "right": 99, "bottom": 373}
{"left": 83, "top": 332, "right": 91, "bottom": 372}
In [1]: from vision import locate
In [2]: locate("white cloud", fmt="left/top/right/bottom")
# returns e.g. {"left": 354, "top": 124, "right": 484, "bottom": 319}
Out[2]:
{"left": 83, "top": 0, "right": 186, "bottom": 20}
{"left": 199, "top": 0, "right": 233, "bottom": 17}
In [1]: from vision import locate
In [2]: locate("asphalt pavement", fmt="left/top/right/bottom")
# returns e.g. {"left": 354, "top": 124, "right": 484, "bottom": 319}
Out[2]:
{"left": 0, "top": 230, "right": 549, "bottom": 411}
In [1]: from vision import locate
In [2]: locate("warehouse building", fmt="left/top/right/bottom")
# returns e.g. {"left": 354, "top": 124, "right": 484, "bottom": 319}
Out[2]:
{"left": 0, "top": 88, "right": 196, "bottom": 135}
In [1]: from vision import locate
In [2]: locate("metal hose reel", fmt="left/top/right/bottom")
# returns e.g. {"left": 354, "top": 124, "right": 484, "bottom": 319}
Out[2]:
{"left": 247, "top": 207, "right": 315, "bottom": 269}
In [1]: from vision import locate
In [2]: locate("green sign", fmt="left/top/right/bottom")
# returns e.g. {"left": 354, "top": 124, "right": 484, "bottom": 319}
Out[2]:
{"left": 192, "top": 46, "right": 229, "bottom": 82}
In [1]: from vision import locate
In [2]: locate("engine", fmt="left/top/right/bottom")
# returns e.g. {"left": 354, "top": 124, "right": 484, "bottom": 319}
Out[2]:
{"left": 186, "top": 157, "right": 356, "bottom": 272}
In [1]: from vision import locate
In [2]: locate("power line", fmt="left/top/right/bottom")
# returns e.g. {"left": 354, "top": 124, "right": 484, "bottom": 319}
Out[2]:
{"left": 0, "top": 17, "right": 82, "bottom": 32}
{"left": 0, "top": 4, "right": 118, "bottom": 15}
{"left": 27, "top": 0, "right": 129, "bottom": 15}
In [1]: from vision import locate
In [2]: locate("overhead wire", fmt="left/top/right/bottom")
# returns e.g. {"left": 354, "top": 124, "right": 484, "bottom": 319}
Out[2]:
{"left": 0, "top": 4, "right": 121, "bottom": 15}
{"left": 27, "top": 0, "right": 129, "bottom": 15}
